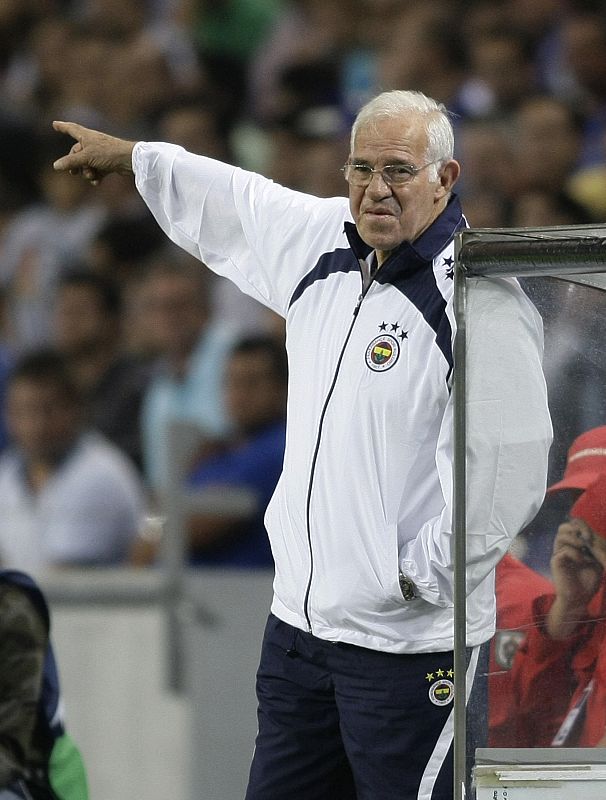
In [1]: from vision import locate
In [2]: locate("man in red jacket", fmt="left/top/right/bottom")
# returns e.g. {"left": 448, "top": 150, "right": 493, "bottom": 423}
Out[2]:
{"left": 510, "top": 474, "right": 606, "bottom": 747}
{"left": 489, "top": 425, "right": 606, "bottom": 747}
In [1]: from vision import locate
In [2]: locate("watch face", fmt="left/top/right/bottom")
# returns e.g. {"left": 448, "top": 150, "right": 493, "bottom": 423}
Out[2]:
{"left": 399, "top": 573, "right": 415, "bottom": 601}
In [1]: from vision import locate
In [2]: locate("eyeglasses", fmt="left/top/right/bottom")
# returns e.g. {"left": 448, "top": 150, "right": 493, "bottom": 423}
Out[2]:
{"left": 341, "top": 160, "right": 441, "bottom": 187}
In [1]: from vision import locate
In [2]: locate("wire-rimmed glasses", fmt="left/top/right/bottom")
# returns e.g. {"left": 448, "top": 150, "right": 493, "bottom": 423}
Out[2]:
{"left": 341, "top": 160, "right": 441, "bottom": 187}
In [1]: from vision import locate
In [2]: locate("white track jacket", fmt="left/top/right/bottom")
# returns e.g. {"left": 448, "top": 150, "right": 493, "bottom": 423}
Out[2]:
{"left": 133, "top": 143, "right": 552, "bottom": 653}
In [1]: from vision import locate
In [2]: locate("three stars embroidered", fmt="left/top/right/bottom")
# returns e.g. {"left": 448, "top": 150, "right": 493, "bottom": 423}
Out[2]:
{"left": 425, "top": 668, "right": 454, "bottom": 682}
{"left": 443, "top": 255, "right": 454, "bottom": 280}
{"left": 378, "top": 322, "right": 408, "bottom": 340}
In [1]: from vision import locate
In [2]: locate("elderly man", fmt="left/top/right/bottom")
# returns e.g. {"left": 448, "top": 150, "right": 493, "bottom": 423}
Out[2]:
{"left": 53, "top": 90, "right": 551, "bottom": 800}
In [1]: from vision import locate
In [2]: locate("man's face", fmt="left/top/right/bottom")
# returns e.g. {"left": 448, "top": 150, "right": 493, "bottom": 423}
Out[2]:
{"left": 348, "top": 114, "right": 458, "bottom": 262}
{"left": 514, "top": 99, "right": 580, "bottom": 190}
{"left": 6, "top": 379, "right": 79, "bottom": 462}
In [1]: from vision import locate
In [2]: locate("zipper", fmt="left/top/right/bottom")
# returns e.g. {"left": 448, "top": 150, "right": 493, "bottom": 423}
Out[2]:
{"left": 302, "top": 278, "right": 370, "bottom": 632}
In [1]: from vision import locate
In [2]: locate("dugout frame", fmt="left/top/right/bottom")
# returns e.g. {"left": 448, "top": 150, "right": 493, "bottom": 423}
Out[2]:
{"left": 452, "top": 224, "right": 606, "bottom": 800}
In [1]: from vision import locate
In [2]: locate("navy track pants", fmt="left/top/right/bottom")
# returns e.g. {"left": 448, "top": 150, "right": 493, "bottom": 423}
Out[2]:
{"left": 245, "top": 614, "right": 482, "bottom": 800}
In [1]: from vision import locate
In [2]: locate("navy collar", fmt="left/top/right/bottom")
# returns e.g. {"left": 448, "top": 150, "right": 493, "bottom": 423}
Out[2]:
{"left": 344, "top": 194, "right": 464, "bottom": 278}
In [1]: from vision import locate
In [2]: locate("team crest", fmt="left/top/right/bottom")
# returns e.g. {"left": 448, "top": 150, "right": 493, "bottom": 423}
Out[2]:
{"left": 429, "top": 679, "right": 454, "bottom": 706}
{"left": 365, "top": 334, "right": 400, "bottom": 372}
{"left": 425, "top": 668, "right": 455, "bottom": 706}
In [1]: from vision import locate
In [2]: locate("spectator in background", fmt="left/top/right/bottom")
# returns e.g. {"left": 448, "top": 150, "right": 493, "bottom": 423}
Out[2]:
{"left": 85, "top": 213, "right": 167, "bottom": 289}
{"left": 188, "top": 0, "right": 283, "bottom": 136}
{"left": 5, "top": 16, "right": 75, "bottom": 120}
{"left": 458, "top": 24, "right": 537, "bottom": 120}
{"left": 377, "top": 2, "right": 468, "bottom": 118}
{"left": 156, "top": 96, "right": 231, "bottom": 163}
{"left": 0, "top": 350, "right": 145, "bottom": 576}
{"left": 0, "top": 1, "right": 53, "bottom": 119}
{"left": 560, "top": 7, "right": 606, "bottom": 170}
{"left": 0, "top": 132, "right": 106, "bottom": 352}
{"left": 455, "top": 118, "right": 514, "bottom": 225}
{"left": 50, "top": 3, "right": 200, "bottom": 134}
{"left": 52, "top": 270, "right": 151, "bottom": 472}
{"left": 511, "top": 94, "right": 585, "bottom": 198}
{"left": 100, "top": 35, "right": 178, "bottom": 136}
{"left": 505, "top": 0, "right": 567, "bottom": 96}
{"left": 187, "top": 335, "right": 286, "bottom": 567}
{"left": 252, "top": 0, "right": 389, "bottom": 141}
{"left": 282, "top": 106, "right": 349, "bottom": 198}
{"left": 45, "top": 25, "right": 117, "bottom": 130}
{"left": 131, "top": 335, "right": 287, "bottom": 567}
{"left": 138, "top": 253, "right": 235, "bottom": 492}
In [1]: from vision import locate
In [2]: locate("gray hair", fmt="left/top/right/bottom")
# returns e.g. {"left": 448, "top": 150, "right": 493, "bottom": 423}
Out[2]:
{"left": 350, "top": 90, "right": 454, "bottom": 181}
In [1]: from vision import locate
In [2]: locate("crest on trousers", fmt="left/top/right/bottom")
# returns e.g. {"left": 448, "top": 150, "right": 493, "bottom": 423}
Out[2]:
{"left": 429, "top": 679, "right": 454, "bottom": 706}
{"left": 365, "top": 334, "right": 400, "bottom": 372}
{"left": 425, "top": 668, "right": 455, "bottom": 706}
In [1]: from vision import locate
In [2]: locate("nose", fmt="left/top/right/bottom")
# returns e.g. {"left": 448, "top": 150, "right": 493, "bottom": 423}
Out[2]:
{"left": 366, "top": 170, "right": 392, "bottom": 197}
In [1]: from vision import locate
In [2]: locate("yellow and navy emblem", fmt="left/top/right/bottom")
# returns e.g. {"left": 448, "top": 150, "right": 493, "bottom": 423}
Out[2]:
{"left": 425, "top": 668, "right": 455, "bottom": 706}
{"left": 365, "top": 334, "right": 400, "bottom": 372}
{"left": 429, "top": 679, "right": 454, "bottom": 706}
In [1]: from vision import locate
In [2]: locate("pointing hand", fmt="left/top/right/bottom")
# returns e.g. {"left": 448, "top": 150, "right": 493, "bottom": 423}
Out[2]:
{"left": 52, "top": 121, "right": 136, "bottom": 185}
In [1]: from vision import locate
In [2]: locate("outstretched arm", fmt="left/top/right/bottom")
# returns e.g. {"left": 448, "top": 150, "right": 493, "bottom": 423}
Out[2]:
{"left": 52, "top": 120, "right": 137, "bottom": 185}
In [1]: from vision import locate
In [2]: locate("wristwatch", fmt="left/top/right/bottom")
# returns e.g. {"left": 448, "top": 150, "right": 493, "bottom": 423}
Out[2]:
{"left": 398, "top": 571, "right": 416, "bottom": 601}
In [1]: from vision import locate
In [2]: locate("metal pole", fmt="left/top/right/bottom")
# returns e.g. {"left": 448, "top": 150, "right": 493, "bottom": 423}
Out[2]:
{"left": 163, "top": 421, "right": 201, "bottom": 693}
{"left": 452, "top": 233, "right": 468, "bottom": 800}
{"left": 459, "top": 235, "right": 606, "bottom": 278}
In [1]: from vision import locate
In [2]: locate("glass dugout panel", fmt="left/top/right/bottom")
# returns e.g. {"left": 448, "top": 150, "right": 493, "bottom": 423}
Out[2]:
{"left": 452, "top": 226, "right": 606, "bottom": 800}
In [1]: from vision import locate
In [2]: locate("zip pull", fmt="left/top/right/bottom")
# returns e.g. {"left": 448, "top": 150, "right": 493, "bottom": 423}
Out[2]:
{"left": 353, "top": 293, "right": 363, "bottom": 316}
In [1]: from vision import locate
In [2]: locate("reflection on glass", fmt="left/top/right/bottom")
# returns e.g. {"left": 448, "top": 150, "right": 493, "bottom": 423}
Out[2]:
{"left": 484, "top": 278, "right": 606, "bottom": 752}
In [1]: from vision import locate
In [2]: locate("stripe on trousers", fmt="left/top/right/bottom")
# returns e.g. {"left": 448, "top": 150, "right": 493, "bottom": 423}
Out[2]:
{"left": 417, "top": 645, "right": 480, "bottom": 800}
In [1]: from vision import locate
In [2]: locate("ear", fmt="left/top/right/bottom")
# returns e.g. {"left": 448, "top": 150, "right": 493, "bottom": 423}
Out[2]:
{"left": 435, "top": 159, "right": 460, "bottom": 200}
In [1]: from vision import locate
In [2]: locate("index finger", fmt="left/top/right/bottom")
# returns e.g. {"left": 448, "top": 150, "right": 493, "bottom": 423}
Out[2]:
{"left": 52, "top": 120, "right": 88, "bottom": 141}
{"left": 52, "top": 120, "right": 87, "bottom": 172}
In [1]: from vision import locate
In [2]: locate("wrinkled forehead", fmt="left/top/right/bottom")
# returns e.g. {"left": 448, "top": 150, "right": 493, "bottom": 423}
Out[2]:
{"left": 351, "top": 113, "right": 429, "bottom": 159}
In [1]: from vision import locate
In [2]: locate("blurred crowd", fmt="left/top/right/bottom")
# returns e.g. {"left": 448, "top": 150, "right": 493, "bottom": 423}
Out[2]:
{"left": 0, "top": 0, "right": 605, "bottom": 574}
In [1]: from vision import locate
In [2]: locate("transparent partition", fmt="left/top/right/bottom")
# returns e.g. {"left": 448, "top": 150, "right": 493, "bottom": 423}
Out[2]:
{"left": 453, "top": 226, "right": 606, "bottom": 799}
